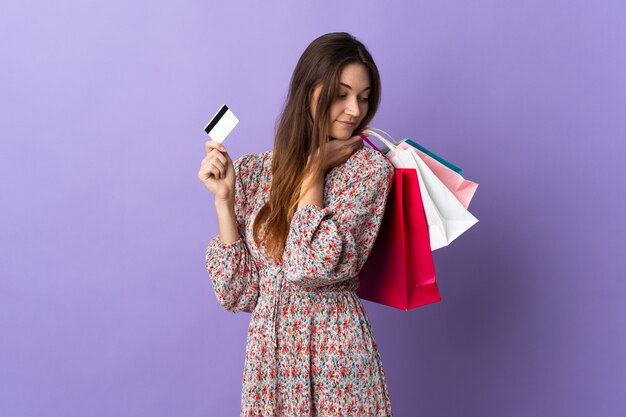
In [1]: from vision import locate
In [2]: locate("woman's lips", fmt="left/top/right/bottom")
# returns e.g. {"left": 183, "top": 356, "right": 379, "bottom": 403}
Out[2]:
{"left": 338, "top": 121, "right": 355, "bottom": 128}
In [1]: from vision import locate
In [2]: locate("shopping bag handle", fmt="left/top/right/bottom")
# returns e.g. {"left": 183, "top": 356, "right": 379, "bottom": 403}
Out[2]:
{"left": 358, "top": 128, "right": 398, "bottom": 154}
{"left": 358, "top": 133, "right": 384, "bottom": 155}
{"left": 366, "top": 127, "right": 397, "bottom": 143}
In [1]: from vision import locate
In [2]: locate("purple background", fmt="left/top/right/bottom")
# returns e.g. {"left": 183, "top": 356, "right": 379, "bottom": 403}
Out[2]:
{"left": 2, "top": 1, "right": 625, "bottom": 416}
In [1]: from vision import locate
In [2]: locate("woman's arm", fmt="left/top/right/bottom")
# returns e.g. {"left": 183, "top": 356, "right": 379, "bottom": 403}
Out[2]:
{"left": 297, "top": 172, "right": 325, "bottom": 210}
{"left": 214, "top": 198, "right": 240, "bottom": 244}
{"left": 205, "top": 154, "right": 261, "bottom": 313}
{"left": 283, "top": 151, "right": 395, "bottom": 287}
{"left": 297, "top": 135, "right": 362, "bottom": 210}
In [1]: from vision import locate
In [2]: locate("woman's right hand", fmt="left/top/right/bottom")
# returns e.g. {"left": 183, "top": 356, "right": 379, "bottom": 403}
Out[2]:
{"left": 198, "top": 140, "right": 235, "bottom": 202}
{"left": 307, "top": 135, "right": 364, "bottom": 174}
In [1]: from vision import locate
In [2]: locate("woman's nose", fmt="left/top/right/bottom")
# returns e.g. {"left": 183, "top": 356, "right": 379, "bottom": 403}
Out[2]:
{"left": 346, "top": 100, "right": 360, "bottom": 118}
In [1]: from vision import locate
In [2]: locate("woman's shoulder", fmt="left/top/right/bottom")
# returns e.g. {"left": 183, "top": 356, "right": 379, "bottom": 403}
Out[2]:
{"left": 233, "top": 150, "right": 273, "bottom": 185}
{"left": 344, "top": 144, "right": 394, "bottom": 183}
{"left": 360, "top": 144, "right": 394, "bottom": 170}
{"left": 233, "top": 150, "right": 272, "bottom": 167}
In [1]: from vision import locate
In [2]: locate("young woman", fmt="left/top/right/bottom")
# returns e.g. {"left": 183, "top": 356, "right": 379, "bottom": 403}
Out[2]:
{"left": 199, "top": 32, "right": 395, "bottom": 416}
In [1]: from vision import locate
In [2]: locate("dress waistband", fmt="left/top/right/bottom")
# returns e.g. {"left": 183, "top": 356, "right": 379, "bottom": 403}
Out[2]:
{"left": 267, "top": 270, "right": 359, "bottom": 345}
{"left": 283, "top": 273, "right": 359, "bottom": 293}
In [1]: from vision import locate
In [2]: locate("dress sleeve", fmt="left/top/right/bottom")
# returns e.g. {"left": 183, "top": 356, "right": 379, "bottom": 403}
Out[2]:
{"left": 205, "top": 154, "right": 261, "bottom": 313}
{"left": 282, "top": 153, "right": 395, "bottom": 287}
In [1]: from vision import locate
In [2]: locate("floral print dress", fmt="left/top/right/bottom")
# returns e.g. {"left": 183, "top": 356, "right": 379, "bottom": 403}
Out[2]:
{"left": 205, "top": 145, "right": 395, "bottom": 416}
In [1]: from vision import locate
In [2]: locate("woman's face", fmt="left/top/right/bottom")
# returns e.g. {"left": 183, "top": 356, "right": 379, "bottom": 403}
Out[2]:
{"left": 310, "top": 63, "right": 371, "bottom": 141}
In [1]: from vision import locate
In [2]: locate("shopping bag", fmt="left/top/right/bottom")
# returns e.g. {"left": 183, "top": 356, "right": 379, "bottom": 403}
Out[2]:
{"left": 402, "top": 138, "right": 463, "bottom": 174}
{"left": 356, "top": 133, "right": 441, "bottom": 310}
{"left": 368, "top": 128, "right": 478, "bottom": 209}
{"left": 397, "top": 141, "right": 479, "bottom": 209}
{"left": 363, "top": 129, "right": 479, "bottom": 251}
{"left": 371, "top": 128, "right": 463, "bottom": 175}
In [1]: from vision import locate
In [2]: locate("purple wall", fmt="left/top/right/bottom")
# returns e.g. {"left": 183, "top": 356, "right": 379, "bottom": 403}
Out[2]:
{"left": 2, "top": 1, "right": 625, "bottom": 416}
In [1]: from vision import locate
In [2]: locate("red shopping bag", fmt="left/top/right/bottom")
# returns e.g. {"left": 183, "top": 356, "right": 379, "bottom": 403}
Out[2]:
{"left": 357, "top": 135, "right": 441, "bottom": 310}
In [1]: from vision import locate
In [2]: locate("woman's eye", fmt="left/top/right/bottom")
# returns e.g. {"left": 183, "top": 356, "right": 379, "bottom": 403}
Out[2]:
{"left": 338, "top": 94, "right": 368, "bottom": 102}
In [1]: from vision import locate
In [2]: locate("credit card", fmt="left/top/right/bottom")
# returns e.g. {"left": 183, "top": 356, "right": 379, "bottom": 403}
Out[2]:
{"left": 204, "top": 104, "right": 238, "bottom": 143}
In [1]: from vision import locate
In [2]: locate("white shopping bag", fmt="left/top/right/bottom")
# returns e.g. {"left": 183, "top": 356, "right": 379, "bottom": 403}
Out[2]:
{"left": 362, "top": 128, "right": 479, "bottom": 250}
{"left": 397, "top": 140, "right": 479, "bottom": 209}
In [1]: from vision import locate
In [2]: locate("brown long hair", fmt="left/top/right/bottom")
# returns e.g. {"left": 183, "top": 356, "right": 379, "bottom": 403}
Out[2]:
{"left": 253, "top": 32, "right": 381, "bottom": 262}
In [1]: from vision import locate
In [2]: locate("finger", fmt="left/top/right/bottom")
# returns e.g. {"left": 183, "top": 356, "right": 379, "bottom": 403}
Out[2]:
{"left": 210, "top": 158, "right": 225, "bottom": 172}
{"left": 200, "top": 157, "right": 218, "bottom": 170}
{"left": 200, "top": 161, "right": 216, "bottom": 177}
{"left": 208, "top": 163, "right": 221, "bottom": 179}
{"left": 216, "top": 159, "right": 229, "bottom": 179}
{"left": 205, "top": 140, "right": 227, "bottom": 154}
{"left": 346, "top": 141, "right": 361, "bottom": 153}
{"left": 210, "top": 148, "right": 227, "bottom": 165}
{"left": 200, "top": 166, "right": 217, "bottom": 181}
{"left": 350, "top": 135, "right": 363, "bottom": 143}
{"left": 201, "top": 159, "right": 223, "bottom": 178}
{"left": 205, "top": 139, "right": 226, "bottom": 151}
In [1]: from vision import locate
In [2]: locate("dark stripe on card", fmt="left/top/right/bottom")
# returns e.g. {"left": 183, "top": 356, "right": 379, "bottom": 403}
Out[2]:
{"left": 204, "top": 105, "right": 229, "bottom": 134}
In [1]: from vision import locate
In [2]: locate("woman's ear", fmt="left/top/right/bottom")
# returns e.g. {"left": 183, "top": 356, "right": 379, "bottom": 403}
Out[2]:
{"left": 309, "top": 83, "right": 323, "bottom": 121}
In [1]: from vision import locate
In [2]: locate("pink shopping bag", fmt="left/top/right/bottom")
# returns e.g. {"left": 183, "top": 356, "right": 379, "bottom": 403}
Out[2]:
{"left": 398, "top": 141, "right": 478, "bottom": 208}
